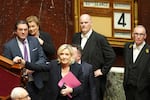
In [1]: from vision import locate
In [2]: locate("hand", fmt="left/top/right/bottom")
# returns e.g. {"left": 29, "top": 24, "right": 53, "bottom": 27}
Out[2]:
{"left": 94, "top": 69, "right": 103, "bottom": 77}
{"left": 26, "top": 69, "right": 34, "bottom": 74}
{"left": 60, "top": 85, "right": 73, "bottom": 96}
{"left": 37, "top": 37, "right": 44, "bottom": 45}
{"left": 13, "top": 56, "right": 22, "bottom": 64}
{"left": 20, "top": 59, "right": 26, "bottom": 65}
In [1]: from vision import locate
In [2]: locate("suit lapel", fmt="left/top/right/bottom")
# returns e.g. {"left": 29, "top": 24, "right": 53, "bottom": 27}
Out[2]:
{"left": 134, "top": 44, "right": 148, "bottom": 64}
{"left": 14, "top": 38, "right": 23, "bottom": 58}
{"left": 128, "top": 46, "right": 133, "bottom": 64}
{"left": 57, "top": 64, "right": 62, "bottom": 80}
{"left": 27, "top": 37, "right": 34, "bottom": 61}
{"left": 136, "top": 44, "right": 150, "bottom": 78}
{"left": 82, "top": 31, "right": 95, "bottom": 58}
{"left": 81, "top": 62, "right": 86, "bottom": 76}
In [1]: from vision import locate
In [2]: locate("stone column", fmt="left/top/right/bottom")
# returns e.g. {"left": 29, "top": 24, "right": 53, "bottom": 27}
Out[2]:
{"left": 104, "top": 67, "right": 126, "bottom": 100}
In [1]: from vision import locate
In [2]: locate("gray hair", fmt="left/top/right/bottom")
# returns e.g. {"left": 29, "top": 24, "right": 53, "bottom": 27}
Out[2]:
{"left": 10, "top": 87, "right": 28, "bottom": 100}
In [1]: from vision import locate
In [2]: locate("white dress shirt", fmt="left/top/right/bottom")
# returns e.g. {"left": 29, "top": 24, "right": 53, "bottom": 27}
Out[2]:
{"left": 16, "top": 37, "right": 31, "bottom": 62}
{"left": 81, "top": 29, "right": 92, "bottom": 49}
{"left": 133, "top": 41, "right": 145, "bottom": 63}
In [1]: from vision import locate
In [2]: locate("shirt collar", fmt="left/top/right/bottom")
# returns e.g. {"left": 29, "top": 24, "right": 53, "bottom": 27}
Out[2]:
{"left": 81, "top": 29, "right": 92, "bottom": 39}
{"left": 16, "top": 37, "right": 28, "bottom": 44}
{"left": 133, "top": 41, "right": 145, "bottom": 50}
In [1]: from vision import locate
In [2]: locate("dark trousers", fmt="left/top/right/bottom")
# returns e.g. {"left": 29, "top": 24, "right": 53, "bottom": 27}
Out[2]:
{"left": 125, "top": 85, "right": 150, "bottom": 100}
{"left": 26, "top": 81, "right": 48, "bottom": 100}
{"left": 95, "top": 76, "right": 106, "bottom": 100}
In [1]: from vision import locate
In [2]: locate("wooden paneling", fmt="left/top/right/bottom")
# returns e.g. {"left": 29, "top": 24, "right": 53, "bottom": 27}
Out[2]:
{"left": 1, "top": 0, "right": 150, "bottom": 66}
{"left": 138, "top": 0, "right": 150, "bottom": 44}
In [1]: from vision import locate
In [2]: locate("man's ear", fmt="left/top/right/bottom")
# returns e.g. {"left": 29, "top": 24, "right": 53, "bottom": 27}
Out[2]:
{"left": 13, "top": 31, "right": 17, "bottom": 36}
{"left": 144, "top": 33, "right": 147, "bottom": 39}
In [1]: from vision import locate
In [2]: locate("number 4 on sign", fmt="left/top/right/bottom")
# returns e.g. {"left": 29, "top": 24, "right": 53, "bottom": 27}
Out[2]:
{"left": 118, "top": 13, "right": 126, "bottom": 27}
{"left": 114, "top": 12, "right": 131, "bottom": 30}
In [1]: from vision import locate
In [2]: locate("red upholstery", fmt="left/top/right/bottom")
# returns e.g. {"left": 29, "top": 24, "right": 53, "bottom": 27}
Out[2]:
{"left": 0, "top": 67, "right": 20, "bottom": 97}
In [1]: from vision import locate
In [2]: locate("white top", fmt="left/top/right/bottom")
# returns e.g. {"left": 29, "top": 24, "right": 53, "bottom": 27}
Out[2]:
{"left": 81, "top": 29, "right": 92, "bottom": 49}
{"left": 133, "top": 41, "right": 145, "bottom": 63}
{"left": 16, "top": 37, "right": 31, "bottom": 62}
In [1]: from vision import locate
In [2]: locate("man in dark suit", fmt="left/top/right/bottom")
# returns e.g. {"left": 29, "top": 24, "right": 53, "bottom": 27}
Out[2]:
{"left": 72, "top": 14, "right": 116, "bottom": 100}
{"left": 123, "top": 25, "right": 150, "bottom": 100}
{"left": 3, "top": 20, "right": 47, "bottom": 100}
{"left": 72, "top": 44, "right": 98, "bottom": 100}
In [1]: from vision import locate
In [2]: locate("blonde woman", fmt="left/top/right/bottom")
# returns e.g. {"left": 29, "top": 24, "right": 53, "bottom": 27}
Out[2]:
{"left": 15, "top": 44, "right": 83, "bottom": 100}
{"left": 26, "top": 15, "right": 55, "bottom": 61}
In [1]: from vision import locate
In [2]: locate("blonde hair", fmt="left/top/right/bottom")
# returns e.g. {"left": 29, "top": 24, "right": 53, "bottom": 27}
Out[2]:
{"left": 26, "top": 15, "right": 40, "bottom": 26}
{"left": 57, "top": 44, "right": 75, "bottom": 64}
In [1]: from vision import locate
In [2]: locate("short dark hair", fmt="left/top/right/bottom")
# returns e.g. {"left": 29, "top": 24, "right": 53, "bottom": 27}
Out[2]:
{"left": 14, "top": 20, "right": 29, "bottom": 31}
{"left": 72, "top": 44, "right": 83, "bottom": 55}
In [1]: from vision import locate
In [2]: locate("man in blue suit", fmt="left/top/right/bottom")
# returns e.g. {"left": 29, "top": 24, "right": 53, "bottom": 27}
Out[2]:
{"left": 72, "top": 44, "right": 98, "bottom": 100}
{"left": 3, "top": 20, "right": 47, "bottom": 100}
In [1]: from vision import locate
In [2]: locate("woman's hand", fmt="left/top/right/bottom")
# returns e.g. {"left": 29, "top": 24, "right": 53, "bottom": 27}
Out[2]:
{"left": 37, "top": 37, "right": 44, "bottom": 45}
{"left": 60, "top": 85, "right": 73, "bottom": 96}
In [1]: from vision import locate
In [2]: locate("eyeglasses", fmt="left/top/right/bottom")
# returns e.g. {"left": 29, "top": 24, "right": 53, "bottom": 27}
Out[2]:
{"left": 134, "top": 33, "right": 145, "bottom": 37}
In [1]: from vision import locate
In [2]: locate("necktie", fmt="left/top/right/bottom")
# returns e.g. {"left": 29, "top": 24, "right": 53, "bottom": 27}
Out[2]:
{"left": 22, "top": 41, "right": 29, "bottom": 84}
{"left": 23, "top": 41, "right": 33, "bottom": 82}
{"left": 23, "top": 41, "right": 28, "bottom": 61}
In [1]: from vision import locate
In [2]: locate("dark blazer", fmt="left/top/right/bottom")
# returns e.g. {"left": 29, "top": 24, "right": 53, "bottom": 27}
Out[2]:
{"left": 123, "top": 42, "right": 150, "bottom": 91}
{"left": 80, "top": 61, "right": 97, "bottom": 100}
{"left": 3, "top": 36, "right": 47, "bottom": 89}
{"left": 72, "top": 30, "right": 116, "bottom": 100}
{"left": 39, "top": 31, "right": 56, "bottom": 60}
{"left": 25, "top": 60, "right": 83, "bottom": 100}
{"left": 72, "top": 30, "right": 116, "bottom": 75}
{"left": 38, "top": 31, "right": 56, "bottom": 84}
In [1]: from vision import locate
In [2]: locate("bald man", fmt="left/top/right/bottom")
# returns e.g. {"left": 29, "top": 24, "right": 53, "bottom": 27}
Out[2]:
{"left": 10, "top": 87, "right": 31, "bottom": 100}
{"left": 72, "top": 14, "right": 116, "bottom": 100}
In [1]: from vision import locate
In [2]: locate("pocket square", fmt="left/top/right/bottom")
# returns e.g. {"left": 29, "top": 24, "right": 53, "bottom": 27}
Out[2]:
{"left": 32, "top": 48, "right": 38, "bottom": 51}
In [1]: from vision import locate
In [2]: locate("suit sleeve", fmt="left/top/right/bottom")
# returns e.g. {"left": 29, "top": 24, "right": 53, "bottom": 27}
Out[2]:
{"left": 3, "top": 43, "right": 13, "bottom": 60}
{"left": 89, "top": 66, "right": 98, "bottom": 100}
{"left": 25, "top": 61, "right": 49, "bottom": 71}
{"left": 99, "top": 36, "right": 116, "bottom": 75}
